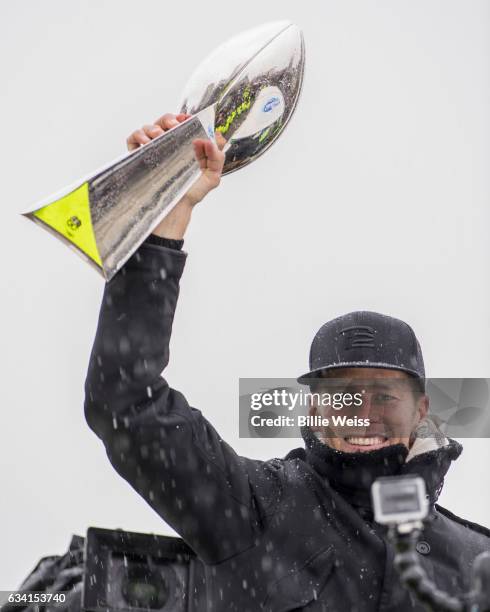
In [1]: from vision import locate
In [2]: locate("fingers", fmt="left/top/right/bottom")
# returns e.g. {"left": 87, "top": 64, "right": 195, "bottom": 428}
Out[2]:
{"left": 193, "top": 139, "right": 226, "bottom": 172}
{"left": 193, "top": 140, "right": 210, "bottom": 170}
{"left": 126, "top": 125, "right": 163, "bottom": 151}
{"left": 127, "top": 129, "right": 151, "bottom": 151}
{"left": 215, "top": 131, "right": 227, "bottom": 151}
{"left": 126, "top": 113, "right": 190, "bottom": 151}
{"left": 143, "top": 124, "right": 164, "bottom": 138}
{"left": 154, "top": 112, "right": 189, "bottom": 131}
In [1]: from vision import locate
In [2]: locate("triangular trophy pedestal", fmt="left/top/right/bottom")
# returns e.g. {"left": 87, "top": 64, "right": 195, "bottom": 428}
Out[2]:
{"left": 24, "top": 106, "right": 216, "bottom": 281}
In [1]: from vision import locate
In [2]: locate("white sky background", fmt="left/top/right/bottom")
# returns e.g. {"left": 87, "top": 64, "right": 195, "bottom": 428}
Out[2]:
{"left": 1, "top": 0, "right": 489, "bottom": 589}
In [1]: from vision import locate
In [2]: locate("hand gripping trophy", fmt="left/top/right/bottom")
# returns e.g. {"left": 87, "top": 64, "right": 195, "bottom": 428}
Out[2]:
{"left": 23, "top": 21, "right": 305, "bottom": 280}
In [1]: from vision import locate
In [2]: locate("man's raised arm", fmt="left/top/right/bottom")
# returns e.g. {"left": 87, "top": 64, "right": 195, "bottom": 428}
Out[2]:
{"left": 84, "top": 114, "right": 263, "bottom": 563}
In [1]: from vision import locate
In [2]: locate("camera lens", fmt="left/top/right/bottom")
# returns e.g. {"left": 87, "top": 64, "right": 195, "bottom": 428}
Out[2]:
{"left": 121, "top": 564, "right": 169, "bottom": 609}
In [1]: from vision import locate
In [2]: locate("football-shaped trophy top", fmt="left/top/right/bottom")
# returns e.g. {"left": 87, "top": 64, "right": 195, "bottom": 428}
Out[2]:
{"left": 180, "top": 21, "right": 305, "bottom": 174}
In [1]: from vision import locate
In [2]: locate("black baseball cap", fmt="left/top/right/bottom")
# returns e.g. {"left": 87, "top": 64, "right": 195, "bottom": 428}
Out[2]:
{"left": 297, "top": 311, "right": 425, "bottom": 385}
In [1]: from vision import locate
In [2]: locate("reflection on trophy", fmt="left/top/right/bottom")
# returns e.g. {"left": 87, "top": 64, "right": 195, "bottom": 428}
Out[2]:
{"left": 23, "top": 21, "right": 305, "bottom": 281}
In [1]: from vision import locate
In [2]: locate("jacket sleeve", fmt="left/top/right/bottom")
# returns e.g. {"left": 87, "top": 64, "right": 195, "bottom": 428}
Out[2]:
{"left": 84, "top": 241, "right": 260, "bottom": 563}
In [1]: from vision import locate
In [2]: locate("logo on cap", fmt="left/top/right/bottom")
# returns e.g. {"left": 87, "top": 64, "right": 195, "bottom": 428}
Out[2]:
{"left": 340, "top": 325, "right": 376, "bottom": 350}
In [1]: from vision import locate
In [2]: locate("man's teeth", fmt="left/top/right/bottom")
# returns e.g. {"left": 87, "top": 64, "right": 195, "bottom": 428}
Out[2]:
{"left": 345, "top": 436, "right": 386, "bottom": 446}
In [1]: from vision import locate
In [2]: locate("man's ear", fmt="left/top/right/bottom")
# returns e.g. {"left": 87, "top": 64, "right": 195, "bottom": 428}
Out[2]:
{"left": 417, "top": 394, "right": 429, "bottom": 421}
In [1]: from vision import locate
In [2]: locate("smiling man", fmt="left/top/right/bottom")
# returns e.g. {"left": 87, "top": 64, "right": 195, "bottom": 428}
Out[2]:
{"left": 301, "top": 312, "right": 431, "bottom": 455}
{"left": 84, "top": 113, "right": 490, "bottom": 611}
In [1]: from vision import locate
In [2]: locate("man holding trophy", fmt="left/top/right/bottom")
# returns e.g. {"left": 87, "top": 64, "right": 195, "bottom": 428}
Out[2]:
{"left": 16, "top": 18, "right": 489, "bottom": 612}
{"left": 82, "top": 110, "right": 490, "bottom": 611}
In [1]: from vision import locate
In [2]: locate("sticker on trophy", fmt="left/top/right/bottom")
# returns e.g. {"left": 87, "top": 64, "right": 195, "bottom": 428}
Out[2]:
{"left": 229, "top": 86, "right": 285, "bottom": 142}
{"left": 24, "top": 21, "right": 305, "bottom": 280}
{"left": 263, "top": 96, "right": 282, "bottom": 113}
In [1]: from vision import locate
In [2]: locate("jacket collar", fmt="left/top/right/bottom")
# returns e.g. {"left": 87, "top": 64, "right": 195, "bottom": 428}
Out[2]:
{"left": 286, "top": 425, "right": 463, "bottom": 509}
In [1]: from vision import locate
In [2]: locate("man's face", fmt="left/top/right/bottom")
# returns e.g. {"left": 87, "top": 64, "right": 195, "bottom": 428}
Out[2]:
{"left": 308, "top": 368, "right": 428, "bottom": 452}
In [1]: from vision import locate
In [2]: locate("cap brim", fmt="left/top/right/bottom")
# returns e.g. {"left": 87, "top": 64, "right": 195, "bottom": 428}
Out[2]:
{"left": 297, "top": 362, "right": 424, "bottom": 385}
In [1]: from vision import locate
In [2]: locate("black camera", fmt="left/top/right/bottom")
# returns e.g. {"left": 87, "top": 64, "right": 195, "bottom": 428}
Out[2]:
{"left": 82, "top": 528, "right": 205, "bottom": 612}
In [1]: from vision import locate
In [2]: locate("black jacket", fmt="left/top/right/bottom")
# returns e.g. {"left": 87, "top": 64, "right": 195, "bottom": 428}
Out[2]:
{"left": 84, "top": 239, "right": 490, "bottom": 612}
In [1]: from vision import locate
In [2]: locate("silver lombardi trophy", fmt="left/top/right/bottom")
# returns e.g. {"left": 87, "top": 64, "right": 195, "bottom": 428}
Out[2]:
{"left": 23, "top": 21, "right": 305, "bottom": 281}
